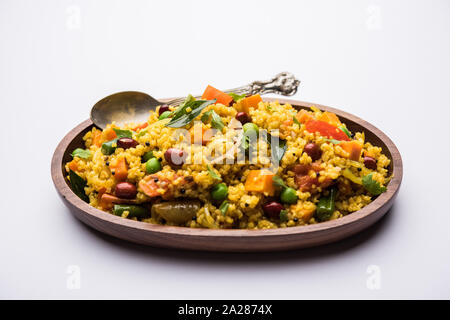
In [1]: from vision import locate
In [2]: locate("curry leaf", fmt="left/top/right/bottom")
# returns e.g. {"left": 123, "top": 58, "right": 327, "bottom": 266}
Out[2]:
{"left": 71, "top": 148, "right": 92, "bottom": 159}
{"left": 240, "top": 135, "right": 250, "bottom": 151}
{"left": 69, "top": 170, "right": 89, "bottom": 202}
{"left": 166, "top": 99, "right": 216, "bottom": 128}
{"left": 325, "top": 138, "right": 342, "bottom": 144}
{"left": 113, "top": 128, "right": 132, "bottom": 139}
{"left": 210, "top": 111, "right": 224, "bottom": 130}
{"left": 271, "top": 137, "right": 287, "bottom": 164}
{"left": 272, "top": 176, "right": 288, "bottom": 189}
{"left": 170, "top": 94, "right": 196, "bottom": 122}
{"left": 201, "top": 110, "right": 224, "bottom": 130}
{"left": 201, "top": 110, "right": 213, "bottom": 123}
{"left": 264, "top": 131, "right": 287, "bottom": 164}
{"left": 207, "top": 164, "right": 222, "bottom": 181}
{"left": 362, "top": 173, "right": 387, "bottom": 196}
{"left": 228, "top": 92, "right": 246, "bottom": 102}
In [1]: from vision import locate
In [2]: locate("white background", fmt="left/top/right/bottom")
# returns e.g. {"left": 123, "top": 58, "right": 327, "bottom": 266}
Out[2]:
{"left": 1, "top": 0, "right": 449, "bottom": 299}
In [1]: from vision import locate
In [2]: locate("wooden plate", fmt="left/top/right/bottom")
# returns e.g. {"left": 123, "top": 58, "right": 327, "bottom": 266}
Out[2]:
{"left": 51, "top": 98, "right": 402, "bottom": 252}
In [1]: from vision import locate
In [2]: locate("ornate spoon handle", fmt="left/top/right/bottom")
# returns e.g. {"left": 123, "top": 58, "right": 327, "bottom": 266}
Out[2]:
{"left": 167, "top": 72, "right": 300, "bottom": 106}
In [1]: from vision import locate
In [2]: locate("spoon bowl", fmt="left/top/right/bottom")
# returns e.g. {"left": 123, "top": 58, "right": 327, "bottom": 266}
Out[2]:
{"left": 90, "top": 91, "right": 161, "bottom": 129}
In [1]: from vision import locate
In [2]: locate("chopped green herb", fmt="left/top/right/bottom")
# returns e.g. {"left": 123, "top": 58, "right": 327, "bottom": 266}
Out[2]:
{"left": 271, "top": 137, "right": 287, "bottom": 164}
{"left": 112, "top": 128, "right": 133, "bottom": 139}
{"left": 325, "top": 138, "right": 342, "bottom": 144}
{"left": 69, "top": 170, "right": 89, "bottom": 202}
{"left": 240, "top": 135, "right": 250, "bottom": 151}
{"left": 201, "top": 110, "right": 224, "bottom": 130}
{"left": 263, "top": 131, "right": 287, "bottom": 164}
{"left": 272, "top": 175, "right": 288, "bottom": 189}
{"left": 265, "top": 131, "right": 287, "bottom": 163}
{"left": 211, "top": 111, "right": 224, "bottom": 130}
{"left": 201, "top": 110, "right": 212, "bottom": 123}
{"left": 280, "top": 210, "right": 289, "bottom": 222}
{"left": 339, "top": 126, "right": 352, "bottom": 139}
{"left": 137, "top": 129, "right": 148, "bottom": 137}
{"left": 293, "top": 116, "right": 301, "bottom": 126}
{"left": 362, "top": 173, "right": 387, "bottom": 196}
{"left": 71, "top": 148, "right": 92, "bottom": 159}
{"left": 207, "top": 164, "right": 222, "bottom": 181}
{"left": 219, "top": 200, "right": 229, "bottom": 216}
{"left": 228, "top": 92, "right": 246, "bottom": 102}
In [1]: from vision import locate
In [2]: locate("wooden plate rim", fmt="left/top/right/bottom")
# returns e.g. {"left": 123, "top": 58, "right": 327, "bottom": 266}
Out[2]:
{"left": 51, "top": 98, "right": 402, "bottom": 239}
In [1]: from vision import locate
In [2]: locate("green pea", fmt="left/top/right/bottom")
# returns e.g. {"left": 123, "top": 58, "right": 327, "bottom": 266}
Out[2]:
{"left": 113, "top": 204, "right": 148, "bottom": 218}
{"left": 243, "top": 122, "right": 259, "bottom": 135}
{"left": 211, "top": 183, "right": 228, "bottom": 201}
{"left": 280, "top": 187, "right": 298, "bottom": 204}
{"left": 159, "top": 111, "right": 172, "bottom": 120}
{"left": 146, "top": 157, "right": 162, "bottom": 174}
{"left": 142, "top": 150, "right": 154, "bottom": 163}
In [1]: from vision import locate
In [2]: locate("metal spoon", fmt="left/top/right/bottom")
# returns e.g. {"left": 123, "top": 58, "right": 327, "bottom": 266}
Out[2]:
{"left": 90, "top": 72, "right": 300, "bottom": 129}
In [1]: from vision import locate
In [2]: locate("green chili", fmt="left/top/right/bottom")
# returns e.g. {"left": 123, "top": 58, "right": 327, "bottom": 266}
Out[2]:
{"left": 101, "top": 139, "right": 118, "bottom": 155}
{"left": 339, "top": 126, "right": 352, "bottom": 139}
{"left": 113, "top": 204, "right": 149, "bottom": 219}
{"left": 315, "top": 187, "right": 337, "bottom": 222}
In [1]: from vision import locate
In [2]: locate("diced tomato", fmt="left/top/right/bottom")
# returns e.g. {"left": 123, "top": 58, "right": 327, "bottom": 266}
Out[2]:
{"left": 305, "top": 120, "right": 350, "bottom": 141}
{"left": 293, "top": 161, "right": 330, "bottom": 191}
{"left": 293, "top": 164, "right": 310, "bottom": 175}
{"left": 295, "top": 175, "right": 318, "bottom": 192}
